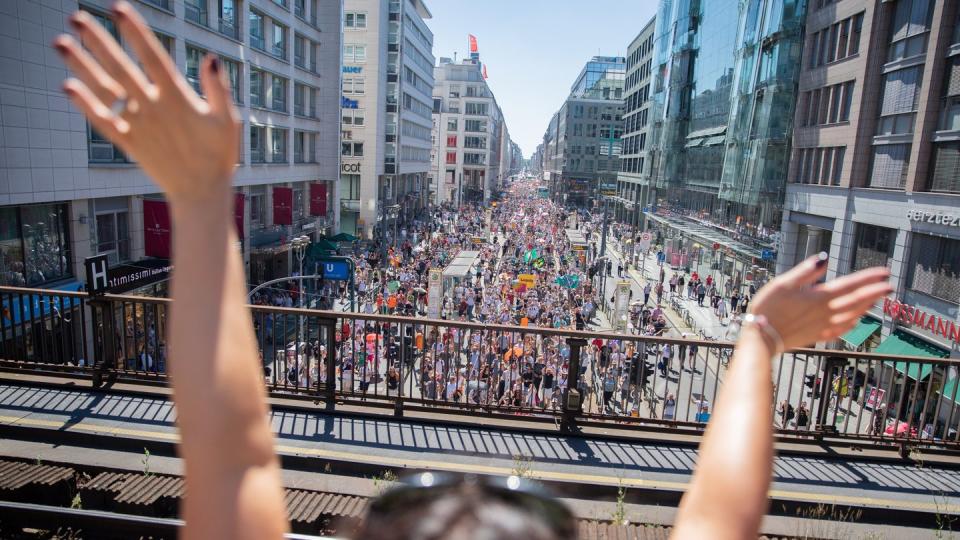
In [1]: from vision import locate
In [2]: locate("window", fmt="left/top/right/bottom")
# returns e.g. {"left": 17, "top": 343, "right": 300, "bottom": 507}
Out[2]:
{"left": 808, "top": 12, "right": 863, "bottom": 68}
{"left": 250, "top": 191, "right": 266, "bottom": 223}
{"left": 270, "top": 128, "right": 287, "bottom": 163}
{"left": 343, "top": 77, "right": 365, "bottom": 95}
{"left": 929, "top": 142, "right": 960, "bottom": 192}
{"left": 294, "top": 34, "right": 306, "bottom": 68}
{"left": 341, "top": 142, "right": 364, "bottom": 157}
{"left": 465, "top": 119, "right": 486, "bottom": 132}
{"left": 447, "top": 118, "right": 458, "bottom": 131}
{"left": 341, "top": 174, "right": 361, "bottom": 200}
{"left": 95, "top": 211, "right": 130, "bottom": 264}
{"left": 142, "top": 0, "right": 171, "bottom": 10}
{"left": 445, "top": 151, "right": 457, "bottom": 164}
{"left": 869, "top": 144, "right": 911, "bottom": 189}
{"left": 185, "top": 0, "right": 207, "bottom": 26}
{"left": 294, "top": 83, "right": 315, "bottom": 117}
{"left": 465, "top": 102, "right": 488, "bottom": 116}
{"left": 851, "top": 224, "right": 895, "bottom": 272}
{"left": 877, "top": 66, "right": 922, "bottom": 136}
{"left": 908, "top": 234, "right": 960, "bottom": 303}
{"left": 294, "top": 131, "right": 317, "bottom": 163}
{"left": 343, "top": 44, "right": 366, "bottom": 63}
{"left": 294, "top": 0, "right": 305, "bottom": 19}
{"left": 344, "top": 12, "right": 366, "bottom": 28}
{"left": 272, "top": 0, "right": 286, "bottom": 7}
{"left": 464, "top": 136, "right": 486, "bottom": 149}
{"left": 446, "top": 135, "right": 457, "bottom": 148}
{"left": 221, "top": 57, "right": 241, "bottom": 103}
{"left": 185, "top": 45, "right": 204, "bottom": 94}
{"left": 88, "top": 123, "right": 127, "bottom": 163}
{"left": 887, "top": 0, "right": 932, "bottom": 63}
{"left": 155, "top": 33, "right": 174, "bottom": 60}
{"left": 250, "top": 69, "right": 264, "bottom": 107}
{"left": 342, "top": 109, "right": 365, "bottom": 126}
{"left": 271, "top": 22, "right": 287, "bottom": 59}
{"left": 271, "top": 76, "right": 287, "bottom": 112}
{"left": 0, "top": 205, "right": 72, "bottom": 287}
{"left": 249, "top": 11, "right": 264, "bottom": 50}
{"left": 218, "top": 0, "right": 239, "bottom": 39}
{"left": 250, "top": 125, "right": 265, "bottom": 163}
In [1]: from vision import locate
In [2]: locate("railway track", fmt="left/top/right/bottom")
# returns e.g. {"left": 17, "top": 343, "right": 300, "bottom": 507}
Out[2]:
{"left": 0, "top": 456, "right": 805, "bottom": 540}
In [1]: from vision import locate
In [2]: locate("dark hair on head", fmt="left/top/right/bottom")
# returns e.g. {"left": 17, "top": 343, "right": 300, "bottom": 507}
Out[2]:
{"left": 351, "top": 480, "right": 575, "bottom": 540}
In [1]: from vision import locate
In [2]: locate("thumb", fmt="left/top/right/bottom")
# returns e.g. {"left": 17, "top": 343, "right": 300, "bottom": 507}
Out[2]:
{"left": 779, "top": 252, "right": 829, "bottom": 289}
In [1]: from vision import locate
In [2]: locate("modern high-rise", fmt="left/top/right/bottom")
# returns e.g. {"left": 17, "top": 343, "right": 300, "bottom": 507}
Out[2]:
{"left": 0, "top": 0, "right": 342, "bottom": 292}
{"left": 645, "top": 0, "right": 805, "bottom": 290}
{"left": 430, "top": 57, "right": 514, "bottom": 205}
{"left": 613, "top": 18, "right": 656, "bottom": 229}
{"left": 542, "top": 56, "right": 626, "bottom": 207}
{"left": 339, "top": 0, "right": 434, "bottom": 243}
{"left": 779, "top": 0, "right": 959, "bottom": 360}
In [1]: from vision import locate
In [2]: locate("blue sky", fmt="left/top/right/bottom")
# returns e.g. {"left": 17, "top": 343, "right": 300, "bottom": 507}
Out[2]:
{"left": 425, "top": 0, "right": 658, "bottom": 158}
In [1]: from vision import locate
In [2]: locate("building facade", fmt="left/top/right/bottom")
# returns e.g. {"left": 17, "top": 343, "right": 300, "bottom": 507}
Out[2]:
{"left": 779, "top": 0, "right": 960, "bottom": 362}
{"left": 430, "top": 57, "right": 513, "bottom": 205}
{"left": 542, "top": 56, "right": 626, "bottom": 207}
{"left": 645, "top": 0, "right": 806, "bottom": 291}
{"left": 613, "top": 18, "right": 656, "bottom": 230}
{"left": 339, "top": 0, "right": 434, "bottom": 244}
{"left": 0, "top": 0, "right": 341, "bottom": 291}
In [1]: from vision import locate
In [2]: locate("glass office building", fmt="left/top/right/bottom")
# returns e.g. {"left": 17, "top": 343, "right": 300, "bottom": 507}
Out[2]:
{"left": 647, "top": 0, "right": 806, "bottom": 290}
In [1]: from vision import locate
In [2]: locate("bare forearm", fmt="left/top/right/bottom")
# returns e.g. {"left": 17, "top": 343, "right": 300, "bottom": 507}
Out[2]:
{"left": 673, "top": 328, "right": 774, "bottom": 539}
{"left": 168, "top": 193, "right": 286, "bottom": 538}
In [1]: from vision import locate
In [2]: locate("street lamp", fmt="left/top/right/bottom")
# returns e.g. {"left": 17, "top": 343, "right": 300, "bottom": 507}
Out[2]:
{"left": 291, "top": 235, "right": 310, "bottom": 352}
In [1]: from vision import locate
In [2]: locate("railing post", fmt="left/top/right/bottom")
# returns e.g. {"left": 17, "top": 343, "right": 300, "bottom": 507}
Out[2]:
{"left": 90, "top": 298, "right": 116, "bottom": 389}
{"left": 562, "top": 337, "right": 587, "bottom": 433}
{"left": 324, "top": 317, "right": 337, "bottom": 410}
{"left": 816, "top": 356, "right": 845, "bottom": 433}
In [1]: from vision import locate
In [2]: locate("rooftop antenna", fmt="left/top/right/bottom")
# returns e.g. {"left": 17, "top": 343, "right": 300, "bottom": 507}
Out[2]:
{"left": 454, "top": 51, "right": 457, "bottom": 63}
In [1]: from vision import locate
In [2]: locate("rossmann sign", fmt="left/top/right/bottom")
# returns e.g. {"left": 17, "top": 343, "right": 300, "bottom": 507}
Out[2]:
{"left": 883, "top": 298, "right": 960, "bottom": 344}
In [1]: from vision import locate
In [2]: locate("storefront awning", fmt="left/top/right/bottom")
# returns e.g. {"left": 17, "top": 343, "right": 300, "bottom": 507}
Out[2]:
{"left": 2, "top": 280, "right": 83, "bottom": 327}
{"left": 841, "top": 317, "right": 881, "bottom": 348}
{"left": 938, "top": 377, "right": 960, "bottom": 406}
{"left": 879, "top": 331, "right": 949, "bottom": 381}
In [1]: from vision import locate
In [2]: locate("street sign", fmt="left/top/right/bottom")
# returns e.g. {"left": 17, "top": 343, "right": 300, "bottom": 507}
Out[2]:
{"left": 640, "top": 232, "right": 652, "bottom": 243}
{"left": 760, "top": 249, "right": 775, "bottom": 261}
{"left": 319, "top": 260, "right": 351, "bottom": 280}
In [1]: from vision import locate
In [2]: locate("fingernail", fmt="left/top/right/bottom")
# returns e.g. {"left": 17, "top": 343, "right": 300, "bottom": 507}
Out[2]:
{"left": 815, "top": 252, "right": 828, "bottom": 268}
{"left": 210, "top": 57, "right": 220, "bottom": 73}
{"left": 52, "top": 40, "right": 68, "bottom": 55}
{"left": 112, "top": 1, "right": 129, "bottom": 18}
{"left": 69, "top": 13, "right": 83, "bottom": 30}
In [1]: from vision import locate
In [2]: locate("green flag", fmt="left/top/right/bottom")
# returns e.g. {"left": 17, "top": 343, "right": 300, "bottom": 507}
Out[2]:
{"left": 523, "top": 249, "right": 538, "bottom": 263}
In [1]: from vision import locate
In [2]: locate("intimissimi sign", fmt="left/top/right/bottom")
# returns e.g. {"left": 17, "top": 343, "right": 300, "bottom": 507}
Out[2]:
{"left": 883, "top": 298, "right": 960, "bottom": 343}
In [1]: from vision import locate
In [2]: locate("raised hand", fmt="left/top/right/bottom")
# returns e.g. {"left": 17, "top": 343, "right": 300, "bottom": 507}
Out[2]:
{"left": 748, "top": 253, "right": 892, "bottom": 351}
{"left": 53, "top": 1, "right": 239, "bottom": 204}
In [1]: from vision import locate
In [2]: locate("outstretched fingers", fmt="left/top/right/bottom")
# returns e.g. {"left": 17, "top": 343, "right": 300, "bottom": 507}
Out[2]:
{"left": 112, "top": 1, "right": 188, "bottom": 97}
{"left": 819, "top": 266, "right": 890, "bottom": 297}
{"left": 68, "top": 10, "right": 152, "bottom": 102}
{"left": 778, "top": 252, "right": 829, "bottom": 289}
{"left": 53, "top": 35, "right": 124, "bottom": 106}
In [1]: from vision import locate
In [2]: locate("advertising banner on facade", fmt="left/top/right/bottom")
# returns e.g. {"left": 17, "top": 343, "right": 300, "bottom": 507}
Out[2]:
{"left": 427, "top": 268, "right": 442, "bottom": 319}
{"left": 143, "top": 199, "right": 171, "bottom": 258}
{"left": 234, "top": 192, "right": 245, "bottom": 239}
{"left": 273, "top": 187, "right": 293, "bottom": 225}
{"left": 310, "top": 183, "right": 328, "bottom": 216}
{"left": 614, "top": 280, "right": 631, "bottom": 332}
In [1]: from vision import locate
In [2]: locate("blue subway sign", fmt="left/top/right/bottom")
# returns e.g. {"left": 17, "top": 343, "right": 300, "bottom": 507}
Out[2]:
{"left": 320, "top": 260, "right": 351, "bottom": 281}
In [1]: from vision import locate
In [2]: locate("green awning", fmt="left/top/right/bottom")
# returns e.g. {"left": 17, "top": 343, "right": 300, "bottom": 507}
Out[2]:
{"left": 330, "top": 232, "right": 359, "bottom": 242}
{"left": 841, "top": 317, "right": 881, "bottom": 348}
{"left": 938, "top": 377, "right": 960, "bottom": 406}
{"left": 879, "top": 331, "right": 949, "bottom": 381}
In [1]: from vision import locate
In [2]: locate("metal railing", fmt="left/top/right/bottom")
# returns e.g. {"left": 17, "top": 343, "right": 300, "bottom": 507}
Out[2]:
{"left": 1, "top": 286, "right": 959, "bottom": 452}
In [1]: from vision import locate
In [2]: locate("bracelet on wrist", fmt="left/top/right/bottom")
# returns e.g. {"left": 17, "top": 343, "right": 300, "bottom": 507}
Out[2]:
{"left": 742, "top": 313, "right": 784, "bottom": 356}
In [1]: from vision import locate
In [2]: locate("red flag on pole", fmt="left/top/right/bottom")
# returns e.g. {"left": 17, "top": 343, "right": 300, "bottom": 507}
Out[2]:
{"left": 482, "top": 64, "right": 488, "bottom": 79}
{"left": 468, "top": 34, "right": 478, "bottom": 53}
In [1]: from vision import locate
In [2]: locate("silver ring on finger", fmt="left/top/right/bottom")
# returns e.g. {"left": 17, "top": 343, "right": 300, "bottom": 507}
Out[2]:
{"left": 110, "top": 97, "right": 128, "bottom": 117}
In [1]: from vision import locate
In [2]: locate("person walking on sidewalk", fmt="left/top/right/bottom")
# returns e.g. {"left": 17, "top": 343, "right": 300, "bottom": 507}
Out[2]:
{"left": 617, "top": 262, "right": 623, "bottom": 277}
{"left": 669, "top": 274, "right": 678, "bottom": 296}
{"left": 697, "top": 282, "right": 707, "bottom": 306}
{"left": 643, "top": 282, "right": 652, "bottom": 305}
